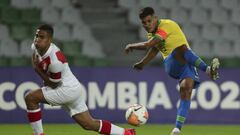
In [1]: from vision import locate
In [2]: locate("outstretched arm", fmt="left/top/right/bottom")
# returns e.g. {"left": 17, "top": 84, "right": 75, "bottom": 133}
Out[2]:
{"left": 125, "top": 37, "right": 161, "bottom": 54}
{"left": 133, "top": 47, "right": 159, "bottom": 70}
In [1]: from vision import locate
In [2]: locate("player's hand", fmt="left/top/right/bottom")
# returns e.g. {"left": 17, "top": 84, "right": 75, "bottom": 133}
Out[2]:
{"left": 125, "top": 44, "right": 134, "bottom": 54}
{"left": 133, "top": 61, "right": 144, "bottom": 70}
{"left": 31, "top": 52, "right": 39, "bottom": 69}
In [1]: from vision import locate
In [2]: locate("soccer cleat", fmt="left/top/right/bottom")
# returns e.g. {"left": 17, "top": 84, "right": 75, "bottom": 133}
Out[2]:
{"left": 170, "top": 128, "right": 180, "bottom": 135}
{"left": 124, "top": 128, "right": 136, "bottom": 135}
{"left": 210, "top": 58, "right": 220, "bottom": 80}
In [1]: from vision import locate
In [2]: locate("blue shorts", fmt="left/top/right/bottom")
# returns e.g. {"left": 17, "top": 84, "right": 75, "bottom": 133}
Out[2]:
{"left": 163, "top": 50, "right": 200, "bottom": 88}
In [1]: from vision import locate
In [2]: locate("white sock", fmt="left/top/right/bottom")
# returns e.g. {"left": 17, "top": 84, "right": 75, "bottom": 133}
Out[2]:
{"left": 30, "top": 119, "right": 44, "bottom": 135}
{"left": 27, "top": 109, "right": 43, "bottom": 135}
{"left": 110, "top": 124, "right": 124, "bottom": 135}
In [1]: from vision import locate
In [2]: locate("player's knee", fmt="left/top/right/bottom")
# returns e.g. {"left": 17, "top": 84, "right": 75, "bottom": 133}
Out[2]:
{"left": 180, "top": 83, "right": 193, "bottom": 99}
{"left": 180, "top": 80, "right": 193, "bottom": 91}
{"left": 24, "top": 91, "right": 37, "bottom": 104}
{"left": 180, "top": 84, "right": 192, "bottom": 92}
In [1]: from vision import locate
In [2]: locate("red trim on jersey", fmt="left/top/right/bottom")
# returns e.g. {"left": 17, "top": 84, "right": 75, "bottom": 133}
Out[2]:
{"left": 56, "top": 51, "right": 67, "bottom": 63}
{"left": 38, "top": 56, "right": 51, "bottom": 72}
{"left": 100, "top": 120, "right": 111, "bottom": 134}
{"left": 27, "top": 110, "right": 42, "bottom": 122}
{"left": 49, "top": 72, "right": 61, "bottom": 79}
{"left": 156, "top": 28, "right": 167, "bottom": 39}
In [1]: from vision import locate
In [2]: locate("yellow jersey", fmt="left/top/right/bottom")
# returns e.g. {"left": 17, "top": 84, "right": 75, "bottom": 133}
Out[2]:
{"left": 147, "top": 19, "right": 189, "bottom": 59}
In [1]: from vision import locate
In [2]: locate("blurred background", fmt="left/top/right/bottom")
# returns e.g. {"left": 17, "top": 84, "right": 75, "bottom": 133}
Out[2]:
{"left": 0, "top": 0, "right": 240, "bottom": 67}
{"left": 0, "top": 0, "right": 240, "bottom": 134}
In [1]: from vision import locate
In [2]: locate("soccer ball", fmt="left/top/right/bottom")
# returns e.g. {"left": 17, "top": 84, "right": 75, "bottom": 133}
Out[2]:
{"left": 125, "top": 104, "right": 149, "bottom": 126}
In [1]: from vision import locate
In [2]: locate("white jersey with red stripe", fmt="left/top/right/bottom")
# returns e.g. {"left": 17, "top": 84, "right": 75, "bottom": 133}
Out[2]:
{"left": 32, "top": 43, "right": 80, "bottom": 87}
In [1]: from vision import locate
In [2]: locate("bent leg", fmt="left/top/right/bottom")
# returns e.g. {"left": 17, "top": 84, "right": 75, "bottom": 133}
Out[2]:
{"left": 72, "top": 111, "right": 100, "bottom": 132}
{"left": 184, "top": 49, "right": 208, "bottom": 72}
{"left": 175, "top": 45, "right": 208, "bottom": 72}
{"left": 72, "top": 111, "right": 135, "bottom": 135}
{"left": 25, "top": 89, "right": 48, "bottom": 110}
{"left": 25, "top": 89, "right": 48, "bottom": 135}
{"left": 66, "top": 85, "right": 135, "bottom": 135}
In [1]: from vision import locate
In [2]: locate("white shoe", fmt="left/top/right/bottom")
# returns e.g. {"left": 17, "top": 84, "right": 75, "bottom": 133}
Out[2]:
{"left": 170, "top": 128, "right": 181, "bottom": 135}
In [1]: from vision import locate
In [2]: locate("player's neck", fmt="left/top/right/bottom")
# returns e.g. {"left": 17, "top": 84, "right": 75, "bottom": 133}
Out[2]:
{"left": 38, "top": 45, "right": 50, "bottom": 56}
{"left": 152, "top": 20, "right": 160, "bottom": 33}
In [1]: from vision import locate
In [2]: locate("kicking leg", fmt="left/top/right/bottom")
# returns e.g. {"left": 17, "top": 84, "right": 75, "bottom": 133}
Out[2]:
{"left": 179, "top": 45, "right": 220, "bottom": 80}
{"left": 182, "top": 47, "right": 208, "bottom": 72}
{"left": 24, "top": 89, "right": 47, "bottom": 135}
{"left": 72, "top": 111, "right": 136, "bottom": 135}
{"left": 184, "top": 49, "right": 220, "bottom": 80}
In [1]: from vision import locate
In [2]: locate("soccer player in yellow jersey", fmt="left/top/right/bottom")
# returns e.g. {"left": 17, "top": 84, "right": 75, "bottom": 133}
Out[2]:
{"left": 125, "top": 7, "right": 220, "bottom": 135}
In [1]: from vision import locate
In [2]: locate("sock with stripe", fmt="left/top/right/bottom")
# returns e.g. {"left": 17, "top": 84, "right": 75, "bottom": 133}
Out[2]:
{"left": 98, "top": 120, "right": 124, "bottom": 135}
{"left": 175, "top": 99, "right": 191, "bottom": 130}
{"left": 27, "top": 108, "right": 44, "bottom": 135}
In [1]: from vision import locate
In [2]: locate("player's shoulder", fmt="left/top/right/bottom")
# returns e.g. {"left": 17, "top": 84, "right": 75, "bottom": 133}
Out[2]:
{"left": 160, "top": 19, "right": 178, "bottom": 26}
{"left": 51, "top": 43, "right": 60, "bottom": 52}
{"left": 159, "top": 19, "right": 181, "bottom": 31}
{"left": 49, "top": 43, "right": 67, "bottom": 64}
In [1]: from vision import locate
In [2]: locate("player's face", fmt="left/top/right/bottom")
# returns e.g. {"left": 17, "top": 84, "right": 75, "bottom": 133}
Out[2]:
{"left": 34, "top": 29, "right": 52, "bottom": 52}
{"left": 141, "top": 15, "right": 158, "bottom": 33}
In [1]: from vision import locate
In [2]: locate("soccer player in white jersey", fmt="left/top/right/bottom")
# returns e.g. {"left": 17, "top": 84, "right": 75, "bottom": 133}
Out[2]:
{"left": 24, "top": 24, "right": 136, "bottom": 135}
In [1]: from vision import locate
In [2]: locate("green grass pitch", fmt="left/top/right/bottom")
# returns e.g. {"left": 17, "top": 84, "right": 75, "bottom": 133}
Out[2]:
{"left": 1, "top": 124, "right": 240, "bottom": 135}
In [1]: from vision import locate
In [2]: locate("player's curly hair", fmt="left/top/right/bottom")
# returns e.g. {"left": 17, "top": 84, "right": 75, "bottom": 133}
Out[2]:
{"left": 37, "top": 24, "right": 54, "bottom": 37}
{"left": 139, "top": 7, "right": 155, "bottom": 19}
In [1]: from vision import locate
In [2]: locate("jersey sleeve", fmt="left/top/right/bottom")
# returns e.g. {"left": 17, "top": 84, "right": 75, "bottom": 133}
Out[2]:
{"left": 48, "top": 62, "right": 64, "bottom": 82}
{"left": 153, "top": 28, "right": 168, "bottom": 52}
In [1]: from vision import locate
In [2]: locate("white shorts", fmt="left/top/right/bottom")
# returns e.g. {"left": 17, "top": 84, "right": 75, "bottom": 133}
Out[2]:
{"left": 42, "top": 84, "right": 88, "bottom": 117}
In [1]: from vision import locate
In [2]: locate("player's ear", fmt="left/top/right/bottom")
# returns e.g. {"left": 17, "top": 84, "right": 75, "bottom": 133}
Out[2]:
{"left": 153, "top": 15, "right": 157, "bottom": 20}
{"left": 48, "top": 36, "right": 53, "bottom": 43}
{"left": 49, "top": 38, "right": 53, "bottom": 43}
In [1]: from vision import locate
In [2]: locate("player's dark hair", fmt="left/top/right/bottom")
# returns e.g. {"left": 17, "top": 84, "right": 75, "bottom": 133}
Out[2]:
{"left": 139, "top": 7, "right": 155, "bottom": 19}
{"left": 37, "top": 24, "right": 54, "bottom": 37}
